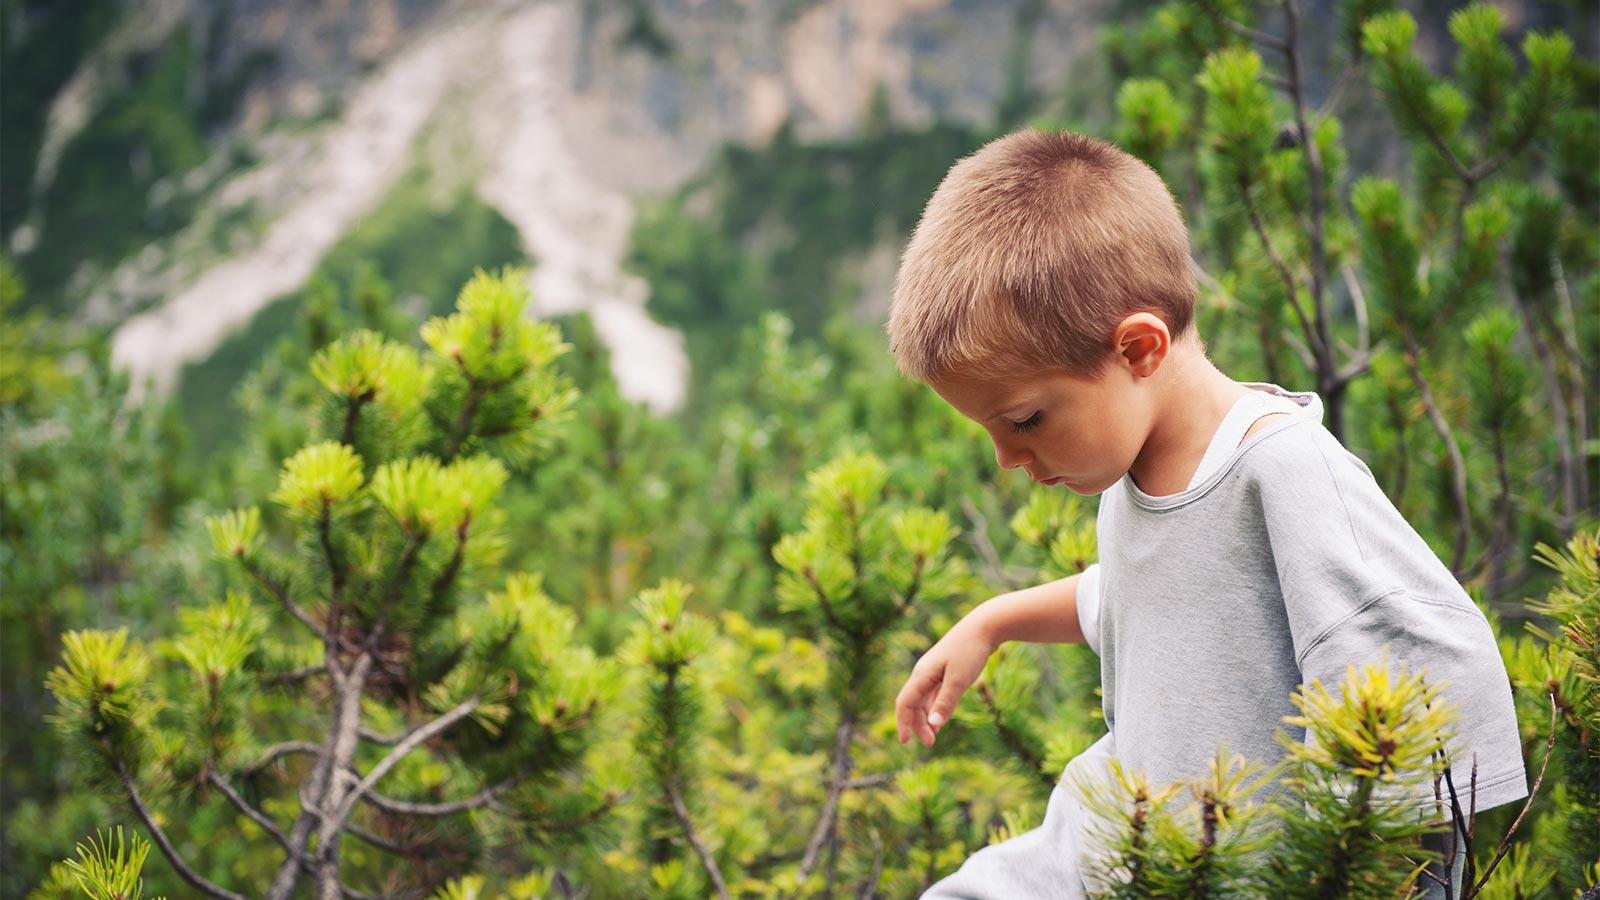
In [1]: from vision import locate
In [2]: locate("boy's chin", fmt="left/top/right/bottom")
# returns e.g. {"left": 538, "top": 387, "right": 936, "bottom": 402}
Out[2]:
{"left": 1061, "top": 474, "right": 1118, "bottom": 496}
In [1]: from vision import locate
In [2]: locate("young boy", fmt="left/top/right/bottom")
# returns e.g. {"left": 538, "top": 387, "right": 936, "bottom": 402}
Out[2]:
{"left": 887, "top": 129, "right": 1527, "bottom": 898}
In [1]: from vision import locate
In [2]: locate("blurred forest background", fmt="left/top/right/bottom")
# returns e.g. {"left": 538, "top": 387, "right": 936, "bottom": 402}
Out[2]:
{"left": 1, "top": 0, "right": 1596, "bottom": 897}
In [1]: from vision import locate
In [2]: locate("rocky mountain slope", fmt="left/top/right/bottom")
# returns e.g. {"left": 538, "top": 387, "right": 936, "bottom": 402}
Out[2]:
{"left": 10, "top": 0, "right": 1106, "bottom": 412}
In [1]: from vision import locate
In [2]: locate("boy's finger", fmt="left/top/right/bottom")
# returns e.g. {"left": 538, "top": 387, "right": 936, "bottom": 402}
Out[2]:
{"left": 927, "top": 677, "right": 967, "bottom": 733}
{"left": 895, "top": 665, "right": 943, "bottom": 744}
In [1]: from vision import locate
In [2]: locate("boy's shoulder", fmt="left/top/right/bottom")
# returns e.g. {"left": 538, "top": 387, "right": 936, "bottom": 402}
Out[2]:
{"left": 1224, "top": 387, "right": 1375, "bottom": 490}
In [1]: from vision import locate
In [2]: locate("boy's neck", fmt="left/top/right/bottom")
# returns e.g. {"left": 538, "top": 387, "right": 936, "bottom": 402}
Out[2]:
{"left": 1126, "top": 344, "right": 1254, "bottom": 497}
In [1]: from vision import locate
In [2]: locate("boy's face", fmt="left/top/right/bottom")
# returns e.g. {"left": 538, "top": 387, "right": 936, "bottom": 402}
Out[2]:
{"left": 928, "top": 362, "right": 1155, "bottom": 496}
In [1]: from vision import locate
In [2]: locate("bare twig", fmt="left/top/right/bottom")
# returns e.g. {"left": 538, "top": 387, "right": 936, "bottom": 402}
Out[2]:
{"left": 1191, "top": 257, "right": 1241, "bottom": 307}
{"left": 358, "top": 726, "right": 404, "bottom": 745}
{"left": 244, "top": 741, "right": 321, "bottom": 777}
{"left": 1402, "top": 328, "right": 1471, "bottom": 576}
{"left": 1193, "top": 0, "right": 1288, "bottom": 52}
{"left": 262, "top": 665, "right": 326, "bottom": 687}
{"left": 1314, "top": 62, "right": 1362, "bottom": 124}
{"left": 960, "top": 496, "right": 1008, "bottom": 585}
{"left": 1463, "top": 693, "right": 1561, "bottom": 898}
{"left": 1281, "top": 327, "right": 1320, "bottom": 373}
{"left": 1243, "top": 190, "right": 1318, "bottom": 362}
{"left": 845, "top": 772, "right": 900, "bottom": 790}
{"left": 1341, "top": 263, "right": 1372, "bottom": 361}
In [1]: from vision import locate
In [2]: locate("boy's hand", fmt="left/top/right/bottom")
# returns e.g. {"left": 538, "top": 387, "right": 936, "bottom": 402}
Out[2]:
{"left": 895, "top": 613, "right": 999, "bottom": 748}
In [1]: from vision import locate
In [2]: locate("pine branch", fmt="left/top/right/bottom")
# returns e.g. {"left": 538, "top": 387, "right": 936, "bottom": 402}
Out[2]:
{"left": 855, "top": 828, "right": 885, "bottom": 900}
{"left": 803, "top": 567, "right": 844, "bottom": 632}
{"left": 518, "top": 788, "right": 631, "bottom": 836}
{"left": 794, "top": 670, "right": 865, "bottom": 891}
{"left": 266, "top": 654, "right": 372, "bottom": 900}
{"left": 359, "top": 726, "right": 405, "bottom": 745}
{"left": 362, "top": 774, "right": 526, "bottom": 817}
{"left": 244, "top": 741, "right": 322, "bottom": 777}
{"left": 1467, "top": 82, "right": 1552, "bottom": 184}
{"left": 1385, "top": 66, "right": 1474, "bottom": 182}
{"left": 1243, "top": 185, "right": 1320, "bottom": 363}
{"left": 262, "top": 665, "right": 327, "bottom": 687}
{"left": 339, "top": 393, "right": 370, "bottom": 448}
{"left": 666, "top": 778, "right": 731, "bottom": 900}
{"left": 242, "top": 558, "right": 329, "bottom": 645}
{"left": 107, "top": 740, "right": 249, "bottom": 900}
{"left": 895, "top": 556, "right": 925, "bottom": 617}
{"left": 1338, "top": 263, "right": 1374, "bottom": 378}
{"left": 344, "top": 821, "right": 408, "bottom": 855}
{"left": 370, "top": 532, "right": 426, "bottom": 646}
{"left": 976, "top": 681, "right": 1055, "bottom": 792}
{"left": 1192, "top": 0, "right": 1288, "bottom": 52}
{"left": 329, "top": 695, "right": 482, "bottom": 827}
{"left": 208, "top": 771, "right": 296, "bottom": 858}
{"left": 319, "top": 507, "right": 346, "bottom": 642}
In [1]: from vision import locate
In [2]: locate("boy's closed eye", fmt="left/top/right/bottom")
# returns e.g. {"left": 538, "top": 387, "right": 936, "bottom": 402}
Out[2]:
{"left": 1011, "top": 411, "right": 1042, "bottom": 433}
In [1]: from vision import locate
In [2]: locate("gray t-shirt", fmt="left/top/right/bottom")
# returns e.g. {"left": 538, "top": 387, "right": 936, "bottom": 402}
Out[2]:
{"left": 1092, "top": 385, "right": 1528, "bottom": 813}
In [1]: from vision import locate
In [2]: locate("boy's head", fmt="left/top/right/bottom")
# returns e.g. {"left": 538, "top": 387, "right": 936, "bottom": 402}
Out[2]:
{"left": 886, "top": 128, "right": 1197, "bottom": 385}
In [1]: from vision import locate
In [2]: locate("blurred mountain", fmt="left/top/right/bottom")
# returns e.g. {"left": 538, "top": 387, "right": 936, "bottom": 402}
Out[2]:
{"left": 2, "top": 0, "right": 1106, "bottom": 413}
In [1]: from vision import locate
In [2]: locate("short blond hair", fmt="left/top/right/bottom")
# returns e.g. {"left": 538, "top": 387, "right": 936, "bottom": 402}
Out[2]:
{"left": 887, "top": 128, "right": 1196, "bottom": 382}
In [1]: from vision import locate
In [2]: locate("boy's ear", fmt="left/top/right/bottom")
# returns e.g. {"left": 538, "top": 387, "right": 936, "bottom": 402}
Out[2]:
{"left": 1113, "top": 313, "right": 1170, "bottom": 377}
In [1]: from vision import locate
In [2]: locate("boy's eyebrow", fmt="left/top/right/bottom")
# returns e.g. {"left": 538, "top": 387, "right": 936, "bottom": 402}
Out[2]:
{"left": 985, "top": 399, "right": 1034, "bottom": 422}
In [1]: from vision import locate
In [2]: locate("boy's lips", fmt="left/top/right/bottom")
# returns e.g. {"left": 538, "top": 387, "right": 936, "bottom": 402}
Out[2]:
{"left": 1030, "top": 474, "right": 1069, "bottom": 486}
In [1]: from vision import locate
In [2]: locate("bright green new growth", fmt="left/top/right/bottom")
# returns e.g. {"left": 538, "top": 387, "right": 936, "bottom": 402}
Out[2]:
{"left": 45, "top": 630, "right": 156, "bottom": 781}
{"left": 1077, "top": 748, "right": 1272, "bottom": 900}
{"left": 1267, "top": 654, "right": 1458, "bottom": 900}
{"left": 1073, "top": 655, "right": 1461, "bottom": 899}
{"left": 205, "top": 506, "right": 262, "bottom": 559}
{"left": 270, "top": 440, "right": 365, "bottom": 517}
{"left": 60, "top": 828, "right": 164, "bottom": 900}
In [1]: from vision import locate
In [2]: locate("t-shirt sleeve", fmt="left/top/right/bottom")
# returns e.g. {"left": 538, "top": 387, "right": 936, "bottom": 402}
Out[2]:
{"left": 1077, "top": 563, "right": 1102, "bottom": 656}
{"left": 1249, "top": 425, "right": 1529, "bottom": 814}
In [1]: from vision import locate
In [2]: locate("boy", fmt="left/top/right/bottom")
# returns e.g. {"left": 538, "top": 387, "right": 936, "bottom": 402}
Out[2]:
{"left": 886, "top": 129, "right": 1527, "bottom": 898}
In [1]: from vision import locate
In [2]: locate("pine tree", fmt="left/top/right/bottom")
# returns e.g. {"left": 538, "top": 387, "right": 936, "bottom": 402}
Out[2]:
{"left": 45, "top": 268, "right": 612, "bottom": 899}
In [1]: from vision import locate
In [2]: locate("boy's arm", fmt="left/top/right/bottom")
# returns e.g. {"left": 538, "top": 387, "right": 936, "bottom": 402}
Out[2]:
{"left": 1255, "top": 430, "right": 1529, "bottom": 814}
{"left": 973, "top": 571, "right": 1089, "bottom": 646}
{"left": 896, "top": 572, "right": 1088, "bottom": 747}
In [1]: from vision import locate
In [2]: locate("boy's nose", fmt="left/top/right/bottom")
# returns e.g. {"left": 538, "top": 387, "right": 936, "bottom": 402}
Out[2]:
{"left": 994, "top": 440, "right": 1031, "bottom": 471}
